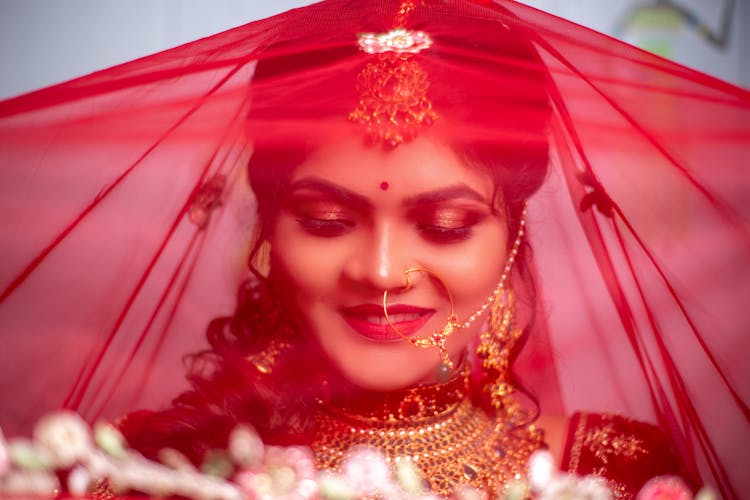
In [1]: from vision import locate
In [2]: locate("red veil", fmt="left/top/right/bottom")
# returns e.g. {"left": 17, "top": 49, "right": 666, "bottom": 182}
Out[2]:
{"left": 0, "top": 0, "right": 748, "bottom": 497}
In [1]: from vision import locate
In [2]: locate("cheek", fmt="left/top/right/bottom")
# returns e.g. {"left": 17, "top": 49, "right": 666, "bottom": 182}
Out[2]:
{"left": 271, "top": 218, "right": 330, "bottom": 296}
{"left": 433, "top": 221, "right": 508, "bottom": 309}
{"left": 270, "top": 215, "right": 360, "bottom": 317}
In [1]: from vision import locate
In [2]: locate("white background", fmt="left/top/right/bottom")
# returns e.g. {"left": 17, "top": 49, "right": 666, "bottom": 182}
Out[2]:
{"left": 0, "top": 0, "right": 747, "bottom": 100}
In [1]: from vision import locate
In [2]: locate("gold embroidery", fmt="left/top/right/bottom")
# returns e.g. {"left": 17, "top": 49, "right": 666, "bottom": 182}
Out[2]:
{"left": 566, "top": 414, "right": 652, "bottom": 499}
{"left": 583, "top": 420, "right": 647, "bottom": 465}
{"left": 567, "top": 412, "right": 588, "bottom": 473}
{"left": 593, "top": 466, "right": 629, "bottom": 499}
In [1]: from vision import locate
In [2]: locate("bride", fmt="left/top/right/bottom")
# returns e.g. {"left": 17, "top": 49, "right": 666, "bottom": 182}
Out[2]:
{"left": 0, "top": 0, "right": 747, "bottom": 498}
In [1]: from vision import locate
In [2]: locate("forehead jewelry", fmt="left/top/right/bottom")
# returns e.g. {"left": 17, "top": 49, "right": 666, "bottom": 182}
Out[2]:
{"left": 382, "top": 208, "right": 527, "bottom": 371}
{"left": 349, "top": 27, "right": 437, "bottom": 147}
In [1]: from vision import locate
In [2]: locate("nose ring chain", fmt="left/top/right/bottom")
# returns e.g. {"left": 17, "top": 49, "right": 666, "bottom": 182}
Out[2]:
{"left": 382, "top": 208, "right": 526, "bottom": 369}
{"left": 383, "top": 267, "right": 461, "bottom": 368}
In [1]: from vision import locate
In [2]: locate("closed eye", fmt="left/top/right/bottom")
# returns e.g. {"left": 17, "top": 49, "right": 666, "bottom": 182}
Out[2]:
{"left": 417, "top": 223, "right": 475, "bottom": 243}
{"left": 297, "top": 217, "right": 355, "bottom": 237}
{"left": 413, "top": 207, "right": 484, "bottom": 244}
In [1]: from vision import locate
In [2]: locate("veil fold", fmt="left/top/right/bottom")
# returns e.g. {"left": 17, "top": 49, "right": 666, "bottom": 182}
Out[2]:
{"left": 0, "top": 0, "right": 747, "bottom": 497}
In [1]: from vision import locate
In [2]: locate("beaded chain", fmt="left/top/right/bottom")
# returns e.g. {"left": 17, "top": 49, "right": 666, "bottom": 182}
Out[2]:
{"left": 461, "top": 207, "right": 526, "bottom": 329}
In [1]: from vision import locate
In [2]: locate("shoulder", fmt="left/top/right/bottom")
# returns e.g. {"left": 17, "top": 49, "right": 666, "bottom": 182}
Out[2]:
{"left": 559, "top": 412, "right": 687, "bottom": 498}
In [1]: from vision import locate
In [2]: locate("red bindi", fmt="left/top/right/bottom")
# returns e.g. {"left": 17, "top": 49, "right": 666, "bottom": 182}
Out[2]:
{"left": 380, "top": 181, "right": 389, "bottom": 191}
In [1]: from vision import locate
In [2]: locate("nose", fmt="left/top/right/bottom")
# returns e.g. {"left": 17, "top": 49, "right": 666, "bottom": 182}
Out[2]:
{"left": 344, "top": 221, "right": 414, "bottom": 292}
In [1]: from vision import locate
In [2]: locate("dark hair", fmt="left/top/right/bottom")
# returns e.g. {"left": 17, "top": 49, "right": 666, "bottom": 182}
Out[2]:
{"left": 121, "top": 2, "right": 553, "bottom": 463}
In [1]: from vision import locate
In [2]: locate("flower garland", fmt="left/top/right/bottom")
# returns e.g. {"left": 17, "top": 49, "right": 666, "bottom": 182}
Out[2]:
{"left": 0, "top": 411, "right": 709, "bottom": 499}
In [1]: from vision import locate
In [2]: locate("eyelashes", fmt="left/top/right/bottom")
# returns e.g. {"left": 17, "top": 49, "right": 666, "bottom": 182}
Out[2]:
{"left": 417, "top": 223, "right": 474, "bottom": 243}
{"left": 416, "top": 209, "right": 481, "bottom": 243}
{"left": 296, "top": 217, "right": 354, "bottom": 237}
{"left": 293, "top": 207, "right": 483, "bottom": 244}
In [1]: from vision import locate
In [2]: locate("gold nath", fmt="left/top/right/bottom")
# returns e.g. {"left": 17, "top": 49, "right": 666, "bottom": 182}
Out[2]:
{"left": 383, "top": 267, "right": 460, "bottom": 369}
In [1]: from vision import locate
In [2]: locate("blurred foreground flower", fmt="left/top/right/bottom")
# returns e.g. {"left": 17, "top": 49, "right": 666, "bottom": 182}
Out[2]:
{"left": 0, "top": 411, "right": 699, "bottom": 500}
{"left": 637, "top": 476, "right": 692, "bottom": 500}
{"left": 34, "top": 411, "right": 91, "bottom": 468}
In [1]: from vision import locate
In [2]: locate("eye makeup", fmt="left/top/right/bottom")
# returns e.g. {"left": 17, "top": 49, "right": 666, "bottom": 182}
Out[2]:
{"left": 284, "top": 178, "right": 494, "bottom": 243}
{"left": 412, "top": 206, "right": 486, "bottom": 244}
{"left": 287, "top": 195, "right": 357, "bottom": 237}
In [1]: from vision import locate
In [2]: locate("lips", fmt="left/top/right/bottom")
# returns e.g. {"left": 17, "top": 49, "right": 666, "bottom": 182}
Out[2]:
{"left": 340, "top": 303, "right": 435, "bottom": 342}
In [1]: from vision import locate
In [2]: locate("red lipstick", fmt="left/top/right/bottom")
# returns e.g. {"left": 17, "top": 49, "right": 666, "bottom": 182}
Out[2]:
{"left": 340, "top": 304, "right": 435, "bottom": 342}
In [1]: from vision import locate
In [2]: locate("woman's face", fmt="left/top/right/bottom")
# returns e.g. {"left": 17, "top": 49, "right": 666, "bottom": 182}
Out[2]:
{"left": 270, "top": 137, "right": 509, "bottom": 390}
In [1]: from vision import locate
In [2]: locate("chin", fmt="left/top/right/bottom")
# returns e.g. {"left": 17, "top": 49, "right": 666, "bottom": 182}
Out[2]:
{"left": 324, "top": 345, "right": 441, "bottom": 392}
{"left": 340, "top": 368, "right": 432, "bottom": 392}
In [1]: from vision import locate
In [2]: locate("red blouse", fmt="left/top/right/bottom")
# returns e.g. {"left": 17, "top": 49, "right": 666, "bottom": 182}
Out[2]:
{"left": 562, "top": 412, "right": 690, "bottom": 499}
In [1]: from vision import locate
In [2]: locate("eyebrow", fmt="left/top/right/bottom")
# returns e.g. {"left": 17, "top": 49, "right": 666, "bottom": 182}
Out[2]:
{"left": 288, "top": 177, "right": 489, "bottom": 210}
{"left": 288, "top": 178, "right": 374, "bottom": 212}
{"left": 402, "top": 184, "right": 490, "bottom": 207}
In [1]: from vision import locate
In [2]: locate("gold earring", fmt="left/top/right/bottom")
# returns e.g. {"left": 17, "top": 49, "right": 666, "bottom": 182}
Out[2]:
{"left": 246, "top": 337, "right": 292, "bottom": 375}
{"left": 476, "top": 289, "right": 525, "bottom": 423}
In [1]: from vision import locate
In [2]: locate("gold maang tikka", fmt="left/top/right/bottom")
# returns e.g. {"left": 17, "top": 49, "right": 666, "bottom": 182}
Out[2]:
{"left": 383, "top": 209, "right": 528, "bottom": 372}
{"left": 350, "top": 27, "right": 437, "bottom": 147}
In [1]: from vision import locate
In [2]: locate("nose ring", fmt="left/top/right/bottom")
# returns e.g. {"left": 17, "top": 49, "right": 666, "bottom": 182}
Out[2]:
{"left": 382, "top": 267, "right": 461, "bottom": 369}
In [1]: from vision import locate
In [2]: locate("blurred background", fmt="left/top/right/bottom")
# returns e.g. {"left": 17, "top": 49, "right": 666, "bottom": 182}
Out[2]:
{"left": 0, "top": 0, "right": 747, "bottom": 100}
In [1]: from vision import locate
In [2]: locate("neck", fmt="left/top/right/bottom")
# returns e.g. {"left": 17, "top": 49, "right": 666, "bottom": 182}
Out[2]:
{"left": 320, "top": 364, "right": 470, "bottom": 425}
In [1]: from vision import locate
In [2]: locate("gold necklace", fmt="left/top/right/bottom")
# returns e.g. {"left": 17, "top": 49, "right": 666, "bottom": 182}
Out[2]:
{"left": 311, "top": 372, "right": 544, "bottom": 497}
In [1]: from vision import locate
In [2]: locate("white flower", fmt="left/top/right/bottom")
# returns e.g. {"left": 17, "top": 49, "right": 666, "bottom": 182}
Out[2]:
{"left": 395, "top": 460, "right": 428, "bottom": 495}
{"left": 454, "top": 484, "right": 487, "bottom": 500}
{"left": 83, "top": 448, "right": 115, "bottom": 479}
{"left": 0, "top": 469, "right": 60, "bottom": 495}
{"left": 316, "top": 472, "right": 357, "bottom": 500}
{"left": 694, "top": 487, "right": 719, "bottom": 500}
{"left": 93, "top": 421, "right": 127, "bottom": 459}
{"left": 228, "top": 424, "right": 264, "bottom": 468}
{"left": 341, "top": 447, "right": 393, "bottom": 496}
{"left": 198, "top": 480, "right": 244, "bottom": 500}
{"left": 238, "top": 446, "right": 317, "bottom": 500}
{"left": 33, "top": 411, "right": 92, "bottom": 468}
{"left": 528, "top": 450, "right": 556, "bottom": 492}
{"left": 68, "top": 465, "right": 92, "bottom": 497}
{"left": 0, "top": 427, "right": 9, "bottom": 476}
{"left": 7, "top": 438, "right": 53, "bottom": 470}
{"left": 540, "top": 474, "right": 612, "bottom": 500}
{"left": 501, "top": 478, "right": 530, "bottom": 500}
{"left": 159, "top": 447, "right": 197, "bottom": 472}
{"left": 579, "top": 476, "right": 614, "bottom": 500}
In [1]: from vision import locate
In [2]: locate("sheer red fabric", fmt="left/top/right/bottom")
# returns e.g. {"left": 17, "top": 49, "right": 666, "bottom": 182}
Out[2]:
{"left": 0, "top": 0, "right": 747, "bottom": 497}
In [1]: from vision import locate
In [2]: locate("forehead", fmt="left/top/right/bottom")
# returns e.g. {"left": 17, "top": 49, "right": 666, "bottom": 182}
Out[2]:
{"left": 291, "top": 137, "right": 494, "bottom": 198}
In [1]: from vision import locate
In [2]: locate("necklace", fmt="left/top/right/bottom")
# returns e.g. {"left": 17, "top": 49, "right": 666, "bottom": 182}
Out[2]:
{"left": 311, "top": 370, "right": 544, "bottom": 497}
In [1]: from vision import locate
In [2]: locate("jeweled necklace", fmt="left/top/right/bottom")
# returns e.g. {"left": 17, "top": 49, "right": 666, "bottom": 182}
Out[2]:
{"left": 311, "top": 366, "right": 544, "bottom": 497}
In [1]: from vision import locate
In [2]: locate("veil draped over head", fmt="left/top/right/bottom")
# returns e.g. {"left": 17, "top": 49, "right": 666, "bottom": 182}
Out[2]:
{"left": 0, "top": 0, "right": 748, "bottom": 497}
